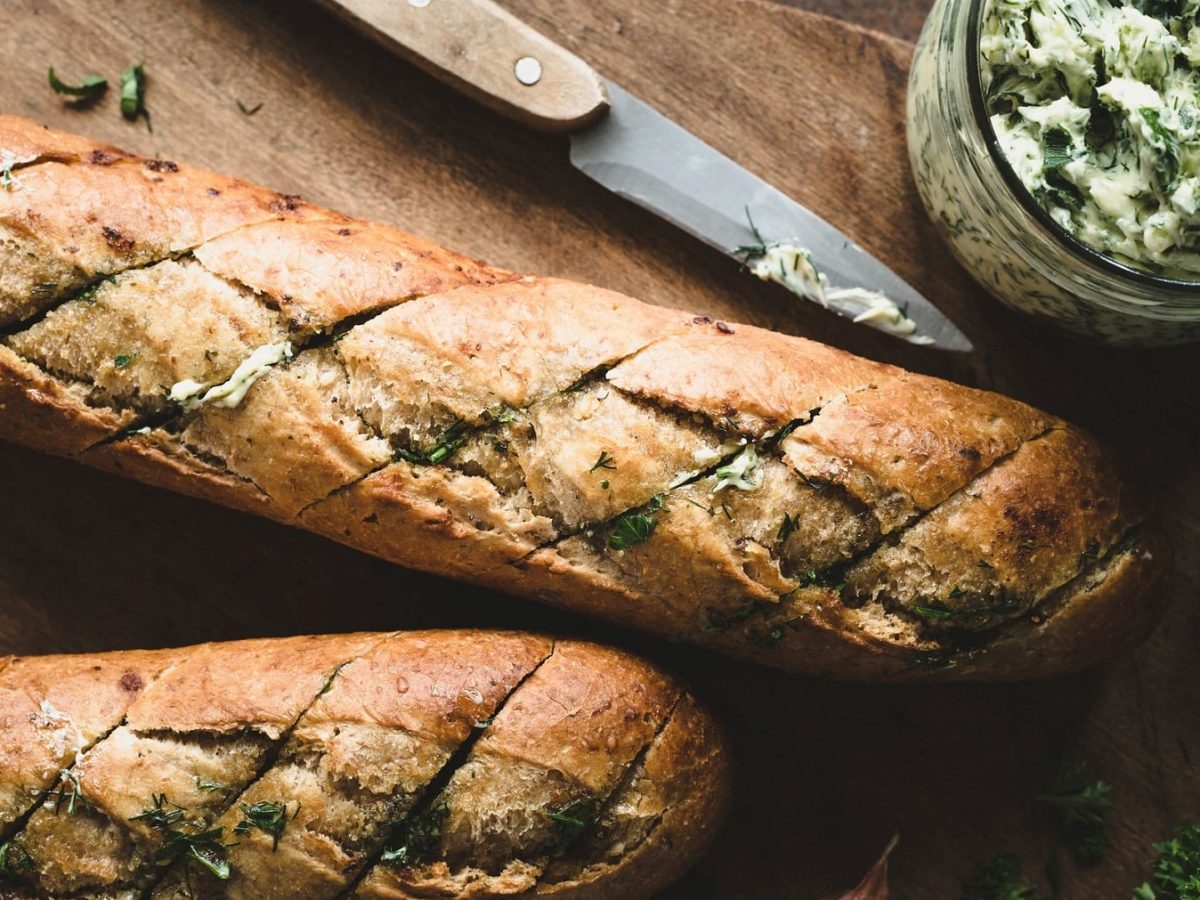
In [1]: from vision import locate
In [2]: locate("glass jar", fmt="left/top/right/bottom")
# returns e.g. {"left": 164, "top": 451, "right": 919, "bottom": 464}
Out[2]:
{"left": 907, "top": 0, "right": 1200, "bottom": 346}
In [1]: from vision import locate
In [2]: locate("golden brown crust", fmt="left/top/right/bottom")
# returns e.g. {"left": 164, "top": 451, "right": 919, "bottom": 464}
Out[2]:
{"left": 0, "top": 648, "right": 178, "bottom": 835}
{"left": 0, "top": 633, "right": 727, "bottom": 900}
{"left": 0, "top": 115, "right": 1170, "bottom": 682}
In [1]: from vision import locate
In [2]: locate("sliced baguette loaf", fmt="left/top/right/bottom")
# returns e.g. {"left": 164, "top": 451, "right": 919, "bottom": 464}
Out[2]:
{"left": 0, "top": 116, "right": 1171, "bottom": 682}
{"left": 0, "top": 631, "right": 728, "bottom": 899}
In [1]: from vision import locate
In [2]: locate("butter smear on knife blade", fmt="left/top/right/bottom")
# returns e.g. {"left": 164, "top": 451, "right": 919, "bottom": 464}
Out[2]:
{"left": 745, "top": 242, "right": 935, "bottom": 345}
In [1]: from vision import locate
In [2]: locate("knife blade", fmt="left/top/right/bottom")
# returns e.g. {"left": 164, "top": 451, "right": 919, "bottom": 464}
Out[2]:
{"left": 315, "top": 0, "right": 971, "bottom": 351}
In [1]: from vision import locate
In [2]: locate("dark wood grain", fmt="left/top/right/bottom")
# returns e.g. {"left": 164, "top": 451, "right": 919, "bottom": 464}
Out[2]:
{"left": 1, "top": 2, "right": 1197, "bottom": 898}
{"left": 779, "top": 0, "right": 930, "bottom": 43}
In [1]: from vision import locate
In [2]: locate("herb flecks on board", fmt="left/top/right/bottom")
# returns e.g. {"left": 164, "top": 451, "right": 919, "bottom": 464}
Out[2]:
{"left": 47, "top": 67, "right": 108, "bottom": 102}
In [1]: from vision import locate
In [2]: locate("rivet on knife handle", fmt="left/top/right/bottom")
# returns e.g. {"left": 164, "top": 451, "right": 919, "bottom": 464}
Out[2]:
{"left": 317, "top": 0, "right": 609, "bottom": 133}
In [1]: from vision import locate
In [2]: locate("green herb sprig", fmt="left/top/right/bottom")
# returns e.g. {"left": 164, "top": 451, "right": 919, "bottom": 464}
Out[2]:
{"left": 48, "top": 67, "right": 108, "bottom": 102}
{"left": 961, "top": 855, "right": 1035, "bottom": 900}
{"left": 233, "top": 800, "right": 296, "bottom": 851}
{"left": 120, "top": 62, "right": 150, "bottom": 130}
{"left": 1038, "top": 761, "right": 1112, "bottom": 863}
{"left": 590, "top": 451, "right": 617, "bottom": 473}
{"left": 1135, "top": 821, "right": 1200, "bottom": 899}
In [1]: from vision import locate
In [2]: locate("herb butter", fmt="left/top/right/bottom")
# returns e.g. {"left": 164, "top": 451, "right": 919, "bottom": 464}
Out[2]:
{"left": 982, "top": 0, "right": 1200, "bottom": 275}
{"left": 746, "top": 243, "right": 935, "bottom": 344}
{"left": 169, "top": 341, "right": 293, "bottom": 411}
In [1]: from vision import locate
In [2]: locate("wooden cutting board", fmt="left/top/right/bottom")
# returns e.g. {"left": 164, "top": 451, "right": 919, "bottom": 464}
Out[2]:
{"left": 2, "top": 1, "right": 1198, "bottom": 896}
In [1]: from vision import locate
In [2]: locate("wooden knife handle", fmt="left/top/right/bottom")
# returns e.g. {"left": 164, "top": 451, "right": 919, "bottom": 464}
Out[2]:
{"left": 317, "top": 0, "right": 609, "bottom": 132}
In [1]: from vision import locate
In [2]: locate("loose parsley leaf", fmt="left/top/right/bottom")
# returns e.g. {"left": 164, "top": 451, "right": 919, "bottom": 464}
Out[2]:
{"left": 1135, "top": 822, "right": 1200, "bottom": 899}
{"left": 233, "top": 800, "right": 292, "bottom": 851}
{"left": 114, "top": 351, "right": 138, "bottom": 369}
{"left": 381, "top": 802, "right": 449, "bottom": 867}
{"left": 961, "top": 855, "right": 1035, "bottom": 900}
{"left": 47, "top": 67, "right": 108, "bottom": 101}
{"left": 1039, "top": 761, "right": 1112, "bottom": 864}
{"left": 237, "top": 100, "right": 263, "bottom": 116}
{"left": 590, "top": 451, "right": 617, "bottom": 473}
{"left": 546, "top": 797, "right": 598, "bottom": 842}
{"left": 120, "top": 62, "right": 150, "bottom": 130}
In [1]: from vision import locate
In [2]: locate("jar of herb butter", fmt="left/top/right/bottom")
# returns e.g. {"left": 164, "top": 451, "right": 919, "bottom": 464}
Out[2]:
{"left": 908, "top": 0, "right": 1200, "bottom": 346}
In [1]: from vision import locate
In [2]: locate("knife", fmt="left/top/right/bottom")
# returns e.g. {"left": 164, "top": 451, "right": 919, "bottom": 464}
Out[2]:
{"left": 315, "top": 0, "right": 972, "bottom": 352}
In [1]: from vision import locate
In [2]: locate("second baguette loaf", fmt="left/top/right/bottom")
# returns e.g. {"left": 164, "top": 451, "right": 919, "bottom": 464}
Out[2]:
{"left": 0, "top": 632, "right": 728, "bottom": 899}
{"left": 0, "top": 116, "right": 1171, "bottom": 682}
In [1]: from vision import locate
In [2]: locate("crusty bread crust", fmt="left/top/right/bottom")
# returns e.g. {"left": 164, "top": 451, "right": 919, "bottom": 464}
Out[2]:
{"left": 0, "top": 632, "right": 728, "bottom": 900}
{"left": 0, "top": 116, "right": 1172, "bottom": 682}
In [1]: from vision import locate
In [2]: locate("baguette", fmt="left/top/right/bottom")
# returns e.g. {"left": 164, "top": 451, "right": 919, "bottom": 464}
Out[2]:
{"left": 0, "top": 631, "right": 729, "bottom": 899}
{"left": 0, "top": 116, "right": 1171, "bottom": 682}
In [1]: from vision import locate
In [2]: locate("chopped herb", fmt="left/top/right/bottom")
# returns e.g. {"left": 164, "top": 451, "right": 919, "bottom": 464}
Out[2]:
{"left": 610, "top": 511, "right": 657, "bottom": 550}
{"left": 1141, "top": 107, "right": 1181, "bottom": 192}
{"left": 915, "top": 603, "right": 955, "bottom": 621}
{"left": 590, "top": 451, "right": 617, "bottom": 473}
{"left": 114, "top": 351, "right": 138, "bottom": 369}
{"left": 44, "top": 768, "right": 88, "bottom": 814}
{"left": 130, "top": 793, "right": 188, "bottom": 830}
{"left": 120, "top": 62, "right": 150, "bottom": 130}
{"left": 600, "top": 480, "right": 610, "bottom": 490}
{"left": 801, "top": 473, "right": 831, "bottom": 492}
{"left": 195, "top": 777, "right": 224, "bottom": 793}
{"left": 488, "top": 405, "right": 519, "bottom": 424}
{"left": 381, "top": 802, "right": 449, "bottom": 867}
{"left": 237, "top": 100, "right": 263, "bottom": 116}
{"left": 545, "top": 797, "right": 598, "bottom": 842}
{"left": 0, "top": 165, "right": 14, "bottom": 192}
{"left": 948, "top": 585, "right": 966, "bottom": 599}
{"left": 1135, "top": 822, "right": 1200, "bottom": 899}
{"left": 47, "top": 67, "right": 108, "bottom": 101}
{"left": 777, "top": 513, "right": 797, "bottom": 543}
{"left": 1038, "top": 761, "right": 1111, "bottom": 863}
{"left": 684, "top": 497, "right": 716, "bottom": 516}
{"left": 234, "top": 800, "right": 293, "bottom": 851}
{"left": 398, "top": 421, "right": 470, "bottom": 466}
{"left": 961, "top": 855, "right": 1035, "bottom": 900}
{"left": 1042, "top": 125, "right": 1075, "bottom": 173}
{"left": 154, "top": 825, "right": 230, "bottom": 880}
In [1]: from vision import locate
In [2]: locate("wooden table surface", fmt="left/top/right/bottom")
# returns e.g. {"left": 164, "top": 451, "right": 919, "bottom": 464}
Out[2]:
{"left": 2, "top": 1, "right": 1198, "bottom": 898}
